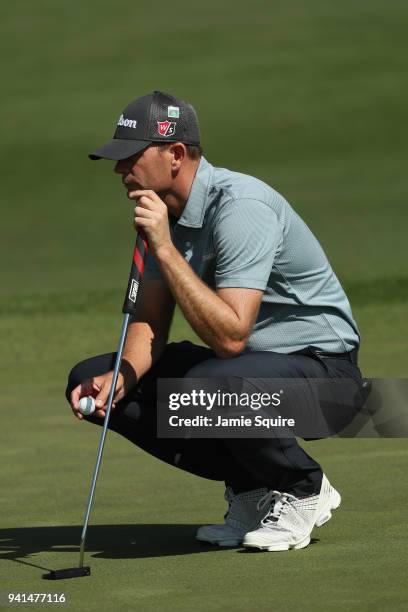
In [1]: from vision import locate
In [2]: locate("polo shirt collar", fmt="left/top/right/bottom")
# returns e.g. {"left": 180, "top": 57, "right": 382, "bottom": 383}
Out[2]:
{"left": 176, "top": 156, "right": 214, "bottom": 228}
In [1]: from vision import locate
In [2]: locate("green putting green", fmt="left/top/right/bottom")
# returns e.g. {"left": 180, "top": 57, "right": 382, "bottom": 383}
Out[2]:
{"left": 1, "top": 0, "right": 407, "bottom": 609}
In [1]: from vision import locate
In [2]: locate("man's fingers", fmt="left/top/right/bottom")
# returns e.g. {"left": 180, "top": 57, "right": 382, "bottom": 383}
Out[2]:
{"left": 134, "top": 217, "right": 153, "bottom": 230}
{"left": 95, "top": 385, "right": 109, "bottom": 409}
{"left": 71, "top": 385, "right": 84, "bottom": 409}
{"left": 71, "top": 380, "right": 92, "bottom": 409}
{"left": 94, "top": 401, "right": 115, "bottom": 419}
{"left": 92, "top": 380, "right": 101, "bottom": 393}
{"left": 94, "top": 409, "right": 106, "bottom": 419}
{"left": 70, "top": 386, "right": 84, "bottom": 419}
{"left": 71, "top": 373, "right": 123, "bottom": 420}
{"left": 128, "top": 189, "right": 158, "bottom": 202}
{"left": 70, "top": 375, "right": 117, "bottom": 422}
{"left": 130, "top": 194, "right": 155, "bottom": 206}
{"left": 72, "top": 407, "right": 83, "bottom": 420}
{"left": 71, "top": 388, "right": 81, "bottom": 410}
{"left": 95, "top": 380, "right": 123, "bottom": 409}
{"left": 134, "top": 205, "right": 155, "bottom": 218}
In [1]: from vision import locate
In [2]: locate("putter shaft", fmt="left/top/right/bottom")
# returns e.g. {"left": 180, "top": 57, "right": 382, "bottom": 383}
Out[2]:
{"left": 79, "top": 312, "right": 130, "bottom": 568}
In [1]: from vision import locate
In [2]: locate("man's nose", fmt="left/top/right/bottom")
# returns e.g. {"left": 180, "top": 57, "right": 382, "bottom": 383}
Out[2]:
{"left": 114, "top": 159, "right": 127, "bottom": 174}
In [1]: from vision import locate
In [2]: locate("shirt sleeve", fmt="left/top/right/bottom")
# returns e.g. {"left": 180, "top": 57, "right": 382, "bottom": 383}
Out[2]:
{"left": 213, "top": 198, "right": 282, "bottom": 290}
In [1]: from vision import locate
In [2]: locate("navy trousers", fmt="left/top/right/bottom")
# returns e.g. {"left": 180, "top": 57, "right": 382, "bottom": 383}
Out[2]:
{"left": 66, "top": 341, "right": 364, "bottom": 496}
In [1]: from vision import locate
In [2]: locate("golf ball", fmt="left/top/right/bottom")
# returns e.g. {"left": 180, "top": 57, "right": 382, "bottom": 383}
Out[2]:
{"left": 78, "top": 396, "right": 96, "bottom": 416}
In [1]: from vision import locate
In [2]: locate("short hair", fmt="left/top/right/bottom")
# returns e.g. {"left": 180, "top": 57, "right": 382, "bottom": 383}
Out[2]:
{"left": 156, "top": 142, "right": 203, "bottom": 160}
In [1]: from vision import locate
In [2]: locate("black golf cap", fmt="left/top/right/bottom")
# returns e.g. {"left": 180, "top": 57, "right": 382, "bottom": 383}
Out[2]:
{"left": 89, "top": 91, "right": 201, "bottom": 161}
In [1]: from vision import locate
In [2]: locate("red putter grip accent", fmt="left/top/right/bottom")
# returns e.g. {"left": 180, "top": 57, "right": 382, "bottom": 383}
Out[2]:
{"left": 133, "top": 230, "right": 149, "bottom": 275}
{"left": 133, "top": 245, "right": 145, "bottom": 276}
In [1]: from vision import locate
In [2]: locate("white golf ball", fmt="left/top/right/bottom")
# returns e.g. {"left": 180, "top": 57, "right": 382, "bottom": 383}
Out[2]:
{"left": 78, "top": 396, "right": 96, "bottom": 415}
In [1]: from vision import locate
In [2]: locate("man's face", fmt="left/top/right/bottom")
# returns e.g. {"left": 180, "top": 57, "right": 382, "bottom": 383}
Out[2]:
{"left": 114, "top": 145, "right": 173, "bottom": 196}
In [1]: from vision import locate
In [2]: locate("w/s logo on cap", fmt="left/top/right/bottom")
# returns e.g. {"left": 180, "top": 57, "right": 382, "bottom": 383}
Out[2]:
{"left": 117, "top": 114, "right": 137, "bottom": 129}
{"left": 157, "top": 121, "right": 176, "bottom": 137}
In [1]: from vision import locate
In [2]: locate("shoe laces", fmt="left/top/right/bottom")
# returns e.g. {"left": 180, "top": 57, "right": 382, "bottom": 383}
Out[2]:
{"left": 223, "top": 486, "right": 268, "bottom": 527}
{"left": 256, "top": 490, "right": 298, "bottom": 525}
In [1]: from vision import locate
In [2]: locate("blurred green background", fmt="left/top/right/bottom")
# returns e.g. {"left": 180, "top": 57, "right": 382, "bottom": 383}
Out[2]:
{"left": 0, "top": 1, "right": 407, "bottom": 610}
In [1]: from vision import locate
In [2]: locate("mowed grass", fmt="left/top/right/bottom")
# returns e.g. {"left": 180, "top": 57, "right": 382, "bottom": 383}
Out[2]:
{"left": 1, "top": 0, "right": 408, "bottom": 610}
{"left": 0, "top": 298, "right": 407, "bottom": 610}
{"left": 1, "top": 392, "right": 407, "bottom": 612}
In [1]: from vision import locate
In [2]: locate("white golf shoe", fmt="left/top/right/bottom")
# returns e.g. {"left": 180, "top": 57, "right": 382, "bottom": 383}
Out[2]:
{"left": 196, "top": 486, "right": 269, "bottom": 546}
{"left": 243, "top": 474, "right": 341, "bottom": 551}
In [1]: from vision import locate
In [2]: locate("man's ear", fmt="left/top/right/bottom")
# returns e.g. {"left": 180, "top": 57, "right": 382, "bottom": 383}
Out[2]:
{"left": 170, "top": 142, "right": 187, "bottom": 168}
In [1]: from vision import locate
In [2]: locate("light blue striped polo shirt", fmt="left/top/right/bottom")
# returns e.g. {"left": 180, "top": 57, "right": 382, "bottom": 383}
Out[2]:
{"left": 144, "top": 156, "right": 360, "bottom": 354}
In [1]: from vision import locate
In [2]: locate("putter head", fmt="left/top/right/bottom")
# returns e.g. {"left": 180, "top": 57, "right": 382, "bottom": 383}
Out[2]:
{"left": 43, "top": 566, "right": 91, "bottom": 580}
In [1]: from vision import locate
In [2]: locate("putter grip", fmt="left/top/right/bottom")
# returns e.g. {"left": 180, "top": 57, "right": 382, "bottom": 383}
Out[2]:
{"left": 122, "top": 231, "right": 149, "bottom": 315}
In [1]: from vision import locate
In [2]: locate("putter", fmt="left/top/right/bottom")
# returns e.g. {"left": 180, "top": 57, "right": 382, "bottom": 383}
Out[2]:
{"left": 44, "top": 231, "right": 148, "bottom": 580}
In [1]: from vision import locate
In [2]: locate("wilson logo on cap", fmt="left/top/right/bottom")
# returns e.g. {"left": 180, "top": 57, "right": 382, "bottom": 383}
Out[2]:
{"left": 157, "top": 121, "right": 176, "bottom": 137}
{"left": 117, "top": 114, "right": 138, "bottom": 129}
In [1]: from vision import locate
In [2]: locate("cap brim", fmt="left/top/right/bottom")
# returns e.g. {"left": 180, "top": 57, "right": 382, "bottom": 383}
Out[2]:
{"left": 89, "top": 139, "right": 151, "bottom": 161}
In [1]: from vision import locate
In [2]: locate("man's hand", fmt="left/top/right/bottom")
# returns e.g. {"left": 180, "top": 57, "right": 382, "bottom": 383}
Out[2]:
{"left": 129, "top": 190, "right": 173, "bottom": 255}
{"left": 70, "top": 371, "right": 126, "bottom": 420}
